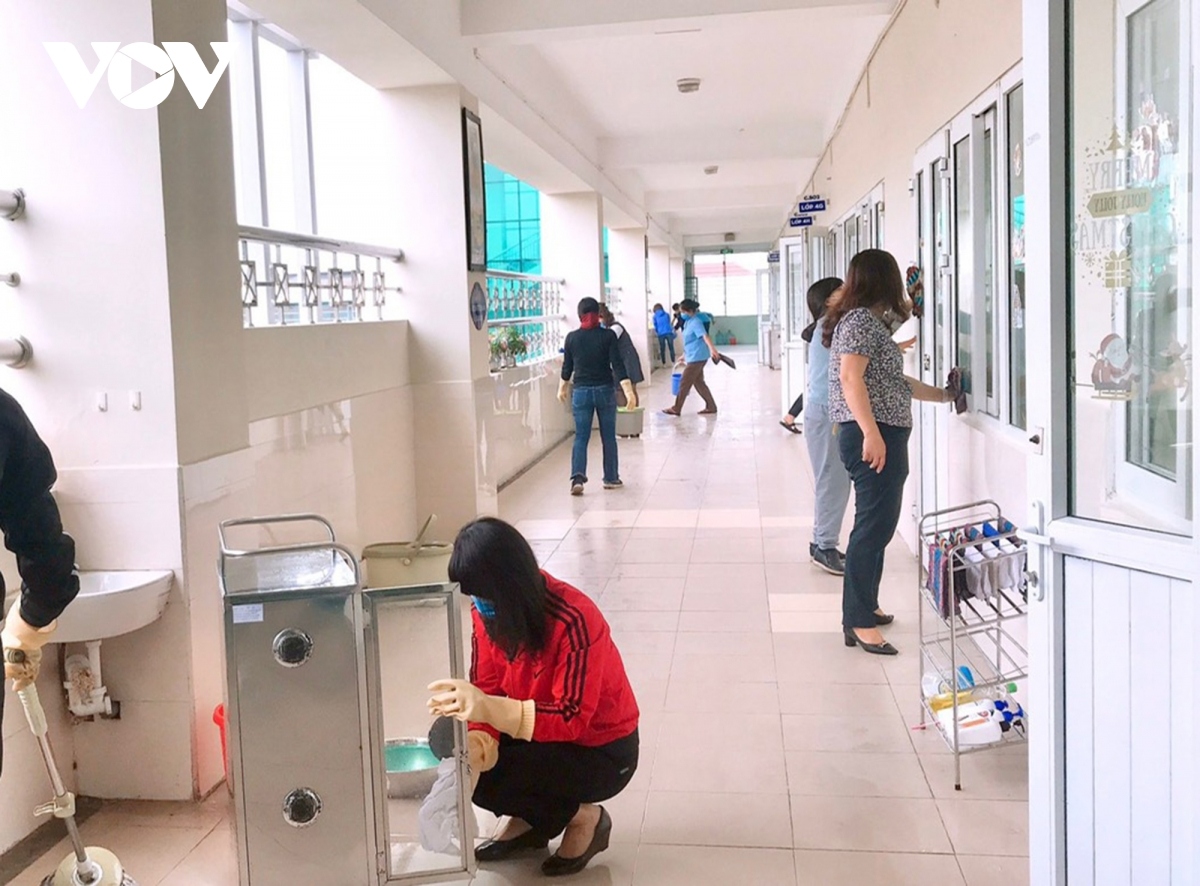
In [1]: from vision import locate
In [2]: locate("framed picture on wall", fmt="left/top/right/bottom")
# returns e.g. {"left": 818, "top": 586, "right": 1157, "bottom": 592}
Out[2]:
{"left": 461, "top": 108, "right": 487, "bottom": 272}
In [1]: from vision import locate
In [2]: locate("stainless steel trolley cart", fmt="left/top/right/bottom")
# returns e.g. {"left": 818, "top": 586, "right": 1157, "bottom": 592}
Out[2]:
{"left": 917, "top": 500, "right": 1029, "bottom": 790}
{"left": 219, "top": 514, "right": 476, "bottom": 886}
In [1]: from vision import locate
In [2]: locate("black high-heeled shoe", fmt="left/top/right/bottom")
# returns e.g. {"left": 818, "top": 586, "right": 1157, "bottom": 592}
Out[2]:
{"left": 844, "top": 628, "right": 898, "bottom": 656}
{"left": 542, "top": 807, "right": 612, "bottom": 877}
{"left": 874, "top": 611, "right": 895, "bottom": 626}
{"left": 475, "top": 826, "right": 551, "bottom": 862}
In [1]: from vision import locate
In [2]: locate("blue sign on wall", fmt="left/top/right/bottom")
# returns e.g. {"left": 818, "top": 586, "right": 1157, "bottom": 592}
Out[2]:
{"left": 797, "top": 199, "right": 827, "bottom": 214}
{"left": 788, "top": 216, "right": 814, "bottom": 228}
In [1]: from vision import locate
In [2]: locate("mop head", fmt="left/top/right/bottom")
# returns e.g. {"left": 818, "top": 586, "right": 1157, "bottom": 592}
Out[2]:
{"left": 40, "top": 847, "right": 137, "bottom": 886}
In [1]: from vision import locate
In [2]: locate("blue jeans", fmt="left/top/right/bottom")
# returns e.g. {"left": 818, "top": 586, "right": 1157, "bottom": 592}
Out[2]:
{"left": 838, "top": 421, "right": 911, "bottom": 629}
{"left": 572, "top": 385, "right": 619, "bottom": 485}
{"left": 804, "top": 402, "right": 851, "bottom": 550}
{"left": 657, "top": 334, "right": 676, "bottom": 364}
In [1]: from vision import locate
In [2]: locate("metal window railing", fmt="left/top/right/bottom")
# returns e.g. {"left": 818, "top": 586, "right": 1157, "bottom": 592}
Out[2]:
{"left": 486, "top": 270, "right": 566, "bottom": 369}
{"left": 237, "top": 226, "right": 403, "bottom": 327}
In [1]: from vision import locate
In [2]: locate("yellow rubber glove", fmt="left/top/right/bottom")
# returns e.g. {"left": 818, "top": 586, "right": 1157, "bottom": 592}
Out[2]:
{"left": 1, "top": 602, "right": 56, "bottom": 690}
{"left": 620, "top": 379, "right": 637, "bottom": 408}
{"left": 557, "top": 379, "right": 570, "bottom": 403}
{"left": 427, "top": 679, "right": 536, "bottom": 741}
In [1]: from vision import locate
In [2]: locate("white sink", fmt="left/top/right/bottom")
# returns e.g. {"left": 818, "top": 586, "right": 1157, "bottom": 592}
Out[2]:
{"left": 53, "top": 570, "right": 175, "bottom": 643}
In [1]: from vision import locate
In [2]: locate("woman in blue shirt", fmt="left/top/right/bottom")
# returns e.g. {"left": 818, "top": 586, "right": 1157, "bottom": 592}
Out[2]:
{"left": 799, "top": 278, "right": 852, "bottom": 576}
{"left": 661, "top": 299, "right": 720, "bottom": 416}
{"left": 652, "top": 304, "right": 675, "bottom": 364}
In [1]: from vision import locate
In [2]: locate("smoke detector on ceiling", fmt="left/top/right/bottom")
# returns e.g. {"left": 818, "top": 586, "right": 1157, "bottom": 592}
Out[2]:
{"left": 677, "top": 77, "right": 702, "bottom": 94}
{"left": 704, "top": 165, "right": 719, "bottom": 175}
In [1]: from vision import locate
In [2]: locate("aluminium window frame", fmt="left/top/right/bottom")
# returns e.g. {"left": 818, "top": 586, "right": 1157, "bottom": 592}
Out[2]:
{"left": 926, "top": 66, "right": 1027, "bottom": 431}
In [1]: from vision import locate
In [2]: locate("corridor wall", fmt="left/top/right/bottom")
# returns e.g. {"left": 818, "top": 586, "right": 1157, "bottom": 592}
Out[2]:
{"left": 797, "top": 0, "right": 1025, "bottom": 548}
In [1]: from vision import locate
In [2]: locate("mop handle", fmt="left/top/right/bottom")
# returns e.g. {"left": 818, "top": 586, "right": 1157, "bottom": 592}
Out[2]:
{"left": 18, "top": 685, "right": 70, "bottom": 800}
{"left": 17, "top": 684, "right": 48, "bottom": 738}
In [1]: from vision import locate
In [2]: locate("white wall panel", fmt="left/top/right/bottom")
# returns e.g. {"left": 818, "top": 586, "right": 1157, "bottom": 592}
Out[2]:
{"left": 1064, "top": 556, "right": 1096, "bottom": 884}
{"left": 1065, "top": 557, "right": 1195, "bottom": 884}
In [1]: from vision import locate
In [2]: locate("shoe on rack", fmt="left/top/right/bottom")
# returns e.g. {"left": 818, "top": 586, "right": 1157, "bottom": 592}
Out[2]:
{"left": 843, "top": 628, "right": 898, "bottom": 656}
{"left": 811, "top": 546, "right": 845, "bottom": 575}
{"left": 542, "top": 807, "right": 612, "bottom": 877}
{"left": 603, "top": 479, "right": 624, "bottom": 489}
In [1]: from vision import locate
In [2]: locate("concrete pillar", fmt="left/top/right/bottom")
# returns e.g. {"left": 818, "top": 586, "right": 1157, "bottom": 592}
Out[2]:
{"left": 607, "top": 227, "right": 651, "bottom": 385}
{"left": 541, "top": 192, "right": 605, "bottom": 312}
{"left": 387, "top": 85, "right": 492, "bottom": 531}
{"left": 670, "top": 255, "right": 687, "bottom": 306}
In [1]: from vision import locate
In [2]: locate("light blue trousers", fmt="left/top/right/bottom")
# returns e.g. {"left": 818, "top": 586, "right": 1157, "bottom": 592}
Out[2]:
{"left": 804, "top": 401, "right": 852, "bottom": 550}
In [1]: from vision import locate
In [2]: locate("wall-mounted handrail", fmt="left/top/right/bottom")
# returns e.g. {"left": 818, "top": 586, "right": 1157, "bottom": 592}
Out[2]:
{"left": 1, "top": 189, "right": 26, "bottom": 221}
{"left": 0, "top": 337, "right": 33, "bottom": 368}
{"left": 484, "top": 269, "right": 565, "bottom": 285}
{"left": 238, "top": 225, "right": 403, "bottom": 262}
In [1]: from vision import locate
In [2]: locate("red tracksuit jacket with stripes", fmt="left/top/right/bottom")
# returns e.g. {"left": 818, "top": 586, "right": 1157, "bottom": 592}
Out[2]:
{"left": 468, "top": 573, "right": 639, "bottom": 746}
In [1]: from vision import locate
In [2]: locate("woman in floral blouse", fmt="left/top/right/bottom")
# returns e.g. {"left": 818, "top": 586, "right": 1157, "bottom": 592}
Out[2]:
{"left": 824, "top": 249, "right": 954, "bottom": 655}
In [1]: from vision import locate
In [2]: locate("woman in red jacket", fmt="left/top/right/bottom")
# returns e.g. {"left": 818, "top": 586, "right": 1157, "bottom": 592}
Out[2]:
{"left": 427, "top": 517, "right": 639, "bottom": 877}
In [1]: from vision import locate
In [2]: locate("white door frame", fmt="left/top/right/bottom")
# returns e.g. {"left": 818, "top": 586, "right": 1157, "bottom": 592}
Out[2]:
{"left": 1024, "top": 0, "right": 1199, "bottom": 882}
{"left": 778, "top": 234, "right": 809, "bottom": 415}
{"left": 914, "top": 136, "right": 953, "bottom": 517}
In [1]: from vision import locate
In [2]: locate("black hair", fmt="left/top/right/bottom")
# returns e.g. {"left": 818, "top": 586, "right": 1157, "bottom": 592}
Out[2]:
{"left": 801, "top": 277, "right": 843, "bottom": 343}
{"left": 679, "top": 298, "right": 700, "bottom": 312}
{"left": 823, "top": 250, "right": 910, "bottom": 348}
{"left": 448, "top": 517, "right": 548, "bottom": 659}
{"left": 671, "top": 303, "right": 680, "bottom": 310}
{"left": 653, "top": 303, "right": 664, "bottom": 312}
{"left": 577, "top": 297, "right": 600, "bottom": 317}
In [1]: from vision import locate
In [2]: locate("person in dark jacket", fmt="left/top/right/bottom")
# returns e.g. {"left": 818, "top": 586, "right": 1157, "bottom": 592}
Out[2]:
{"left": 652, "top": 303, "right": 676, "bottom": 364}
{"left": 559, "top": 298, "right": 634, "bottom": 495}
{"left": 598, "top": 304, "right": 645, "bottom": 407}
{"left": 428, "top": 518, "right": 638, "bottom": 877}
{"left": 0, "top": 389, "right": 80, "bottom": 773}
{"left": 671, "top": 303, "right": 684, "bottom": 333}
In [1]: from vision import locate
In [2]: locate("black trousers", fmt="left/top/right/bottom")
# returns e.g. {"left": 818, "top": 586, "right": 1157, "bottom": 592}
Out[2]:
{"left": 473, "top": 730, "right": 638, "bottom": 838}
{"left": 838, "top": 422, "right": 911, "bottom": 629}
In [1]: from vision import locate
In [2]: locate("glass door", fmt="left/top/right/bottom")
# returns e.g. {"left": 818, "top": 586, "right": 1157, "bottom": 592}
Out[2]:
{"left": 778, "top": 234, "right": 809, "bottom": 415}
{"left": 1024, "top": 0, "right": 1198, "bottom": 881}
{"left": 915, "top": 135, "right": 953, "bottom": 515}
{"left": 363, "top": 585, "right": 475, "bottom": 884}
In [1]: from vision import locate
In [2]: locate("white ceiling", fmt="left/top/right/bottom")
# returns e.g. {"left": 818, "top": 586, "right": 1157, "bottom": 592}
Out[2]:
{"left": 244, "top": 0, "right": 896, "bottom": 252}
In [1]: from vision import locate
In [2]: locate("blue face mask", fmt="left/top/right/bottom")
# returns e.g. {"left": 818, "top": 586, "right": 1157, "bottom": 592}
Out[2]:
{"left": 472, "top": 597, "right": 496, "bottom": 619}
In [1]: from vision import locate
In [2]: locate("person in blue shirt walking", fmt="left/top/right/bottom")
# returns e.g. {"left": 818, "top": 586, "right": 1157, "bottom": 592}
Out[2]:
{"left": 799, "top": 277, "right": 852, "bottom": 575}
{"left": 651, "top": 304, "right": 675, "bottom": 365}
{"left": 661, "top": 299, "right": 720, "bottom": 416}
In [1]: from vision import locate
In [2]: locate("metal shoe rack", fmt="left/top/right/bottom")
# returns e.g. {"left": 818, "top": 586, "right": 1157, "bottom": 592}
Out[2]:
{"left": 917, "top": 500, "right": 1029, "bottom": 789}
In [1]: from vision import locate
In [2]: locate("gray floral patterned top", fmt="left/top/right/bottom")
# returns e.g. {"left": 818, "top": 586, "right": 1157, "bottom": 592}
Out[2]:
{"left": 829, "top": 307, "right": 913, "bottom": 428}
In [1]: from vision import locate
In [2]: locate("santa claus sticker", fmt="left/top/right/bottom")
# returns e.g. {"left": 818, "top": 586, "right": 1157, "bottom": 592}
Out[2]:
{"left": 1090, "top": 333, "right": 1137, "bottom": 400}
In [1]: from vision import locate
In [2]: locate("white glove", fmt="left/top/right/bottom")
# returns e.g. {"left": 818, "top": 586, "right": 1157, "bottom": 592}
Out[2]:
{"left": 1, "top": 602, "right": 56, "bottom": 691}
{"left": 620, "top": 379, "right": 637, "bottom": 408}
{"left": 427, "top": 679, "right": 536, "bottom": 741}
{"left": 557, "top": 379, "right": 570, "bottom": 403}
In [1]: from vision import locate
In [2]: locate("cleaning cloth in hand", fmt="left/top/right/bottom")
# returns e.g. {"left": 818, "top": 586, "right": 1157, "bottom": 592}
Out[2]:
{"left": 945, "top": 369, "right": 968, "bottom": 415}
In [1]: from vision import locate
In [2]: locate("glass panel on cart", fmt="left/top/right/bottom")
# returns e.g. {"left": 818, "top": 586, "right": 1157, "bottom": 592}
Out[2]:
{"left": 367, "top": 588, "right": 472, "bottom": 882}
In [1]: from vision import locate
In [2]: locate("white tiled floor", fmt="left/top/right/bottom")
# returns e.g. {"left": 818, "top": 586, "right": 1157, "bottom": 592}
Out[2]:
{"left": 7, "top": 349, "right": 1029, "bottom": 884}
